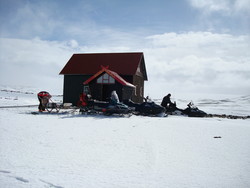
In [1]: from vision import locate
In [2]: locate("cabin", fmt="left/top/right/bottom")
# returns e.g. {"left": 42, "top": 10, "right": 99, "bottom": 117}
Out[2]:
{"left": 59, "top": 52, "right": 147, "bottom": 106}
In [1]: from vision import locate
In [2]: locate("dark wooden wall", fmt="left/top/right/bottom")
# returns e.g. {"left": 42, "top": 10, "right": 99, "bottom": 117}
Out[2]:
{"left": 63, "top": 74, "right": 144, "bottom": 105}
{"left": 63, "top": 75, "right": 89, "bottom": 106}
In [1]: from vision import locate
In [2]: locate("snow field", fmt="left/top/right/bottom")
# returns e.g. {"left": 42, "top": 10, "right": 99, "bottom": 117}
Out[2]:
{"left": 1, "top": 106, "right": 250, "bottom": 188}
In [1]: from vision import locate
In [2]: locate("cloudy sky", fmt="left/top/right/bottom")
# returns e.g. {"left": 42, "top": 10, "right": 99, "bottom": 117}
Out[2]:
{"left": 0, "top": 0, "right": 249, "bottom": 98}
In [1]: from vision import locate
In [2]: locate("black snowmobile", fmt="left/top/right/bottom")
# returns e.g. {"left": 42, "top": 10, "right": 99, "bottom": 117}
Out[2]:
{"left": 165, "top": 102, "right": 207, "bottom": 117}
{"left": 87, "top": 100, "right": 132, "bottom": 116}
{"left": 124, "top": 99, "right": 166, "bottom": 117}
{"left": 181, "top": 102, "right": 207, "bottom": 117}
{"left": 78, "top": 93, "right": 132, "bottom": 116}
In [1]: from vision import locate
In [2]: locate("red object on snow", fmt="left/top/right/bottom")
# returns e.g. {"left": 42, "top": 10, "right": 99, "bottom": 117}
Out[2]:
{"left": 37, "top": 91, "right": 51, "bottom": 99}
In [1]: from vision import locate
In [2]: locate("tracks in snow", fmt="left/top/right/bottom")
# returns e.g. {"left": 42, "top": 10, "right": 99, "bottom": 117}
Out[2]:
{"left": 0, "top": 170, "right": 64, "bottom": 187}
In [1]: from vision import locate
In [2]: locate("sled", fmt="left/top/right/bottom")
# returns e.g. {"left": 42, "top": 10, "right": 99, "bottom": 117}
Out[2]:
{"left": 37, "top": 91, "right": 73, "bottom": 113}
{"left": 31, "top": 110, "right": 70, "bottom": 115}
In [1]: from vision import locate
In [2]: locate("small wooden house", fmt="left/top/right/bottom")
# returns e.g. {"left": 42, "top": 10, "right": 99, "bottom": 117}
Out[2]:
{"left": 59, "top": 52, "right": 147, "bottom": 106}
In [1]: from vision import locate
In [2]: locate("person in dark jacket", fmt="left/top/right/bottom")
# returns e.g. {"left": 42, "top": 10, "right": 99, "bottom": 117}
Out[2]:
{"left": 161, "top": 93, "right": 172, "bottom": 107}
{"left": 161, "top": 93, "right": 177, "bottom": 113}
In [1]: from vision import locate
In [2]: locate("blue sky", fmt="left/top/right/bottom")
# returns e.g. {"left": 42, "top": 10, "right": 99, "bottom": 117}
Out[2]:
{"left": 1, "top": 0, "right": 249, "bottom": 40}
{"left": 0, "top": 0, "right": 249, "bottom": 98}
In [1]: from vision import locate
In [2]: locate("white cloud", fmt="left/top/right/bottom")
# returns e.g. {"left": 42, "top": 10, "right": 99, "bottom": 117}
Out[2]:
{"left": 3, "top": 2, "right": 59, "bottom": 39}
{"left": 0, "top": 31, "right": 249, "bottom": 98}
{"left": 143, "top": 32, "right": 250, "bottom": 97}
{"left": 234, "top": 0, "right": 250, "bottom": 11}
{"left": 187, "top": 0, "right": 250, "bottom": 14}
{"left": 186, "top": 0, "right": 250, "bottom": 33}
{"left": 66, "top": 40, "right": 79, "bottom": 49}
{"left": 188, "top": 0, "right": 230, "bottom": 12}
{"left": 0, "top": 38, "right": 75, "bottom": 93}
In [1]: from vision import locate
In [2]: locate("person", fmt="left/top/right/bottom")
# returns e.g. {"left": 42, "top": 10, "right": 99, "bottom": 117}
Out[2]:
{"left": 78, "top": 92, "right": 88, "bottom": 107}
{"left": 78, "top": 92, "right": 92, "bottom": 113}
{"left": 37, "top": 91, "right": 51, "bottom": 112}
{"left": 110, "top": 90, "right": 119, "bottom": 104}
{"left": 187, "top": 102, "right": 193, "bottom": 109}
{"left": 161, "top": 93, "right": 173, "bottom": 107}
{"left": 161, "top": 93, "right": 177, "bottom": 113}
{"left": 143, "top": 96, "right": 150, "bottom": 102}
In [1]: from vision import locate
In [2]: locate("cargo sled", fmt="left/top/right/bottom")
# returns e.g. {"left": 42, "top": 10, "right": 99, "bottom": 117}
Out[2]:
{"left": 37, "top": 91, "right": 71, "bottom": 113}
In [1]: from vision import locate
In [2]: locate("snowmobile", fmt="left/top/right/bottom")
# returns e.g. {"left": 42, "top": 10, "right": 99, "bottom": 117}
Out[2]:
{"left": 78, "top": 93, "right": 132, "bottom": 116}
{"left": 165, "top": 101, "right": 207, "bottom": 117}
{"left": 181, "top": 102, "right": 207, "bottom": 117}
{"left": 123, "top": 99, "right": 166, "bottom": 117}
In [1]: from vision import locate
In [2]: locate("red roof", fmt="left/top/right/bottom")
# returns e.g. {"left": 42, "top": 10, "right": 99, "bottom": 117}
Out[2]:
{"left": 59, "top": 52, "right": 147, "bottom": 80}
{"left": 84, "top": 66, "right": 135, "bottom": 88}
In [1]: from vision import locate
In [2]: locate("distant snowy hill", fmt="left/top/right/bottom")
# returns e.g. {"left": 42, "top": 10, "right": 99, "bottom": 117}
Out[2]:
{"left": 0, "top": 86, "right": 250, "bottom": 188}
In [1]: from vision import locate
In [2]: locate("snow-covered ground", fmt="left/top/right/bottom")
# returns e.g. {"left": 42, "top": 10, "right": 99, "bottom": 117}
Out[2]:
{"left": 0, "top": 87, "right": 250, "bottom": 188}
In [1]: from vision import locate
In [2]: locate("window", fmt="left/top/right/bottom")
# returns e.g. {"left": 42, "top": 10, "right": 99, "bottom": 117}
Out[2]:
{"left": 97, "top": 73, "right": 115, "bottom": 84}
{"left": 83, "top": 85, "right": 90, "bottom": 94}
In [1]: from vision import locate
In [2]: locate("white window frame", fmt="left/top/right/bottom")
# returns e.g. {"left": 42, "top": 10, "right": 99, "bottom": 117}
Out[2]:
{"left": 97, "top": 73, "right": 115, "bottom": 84}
